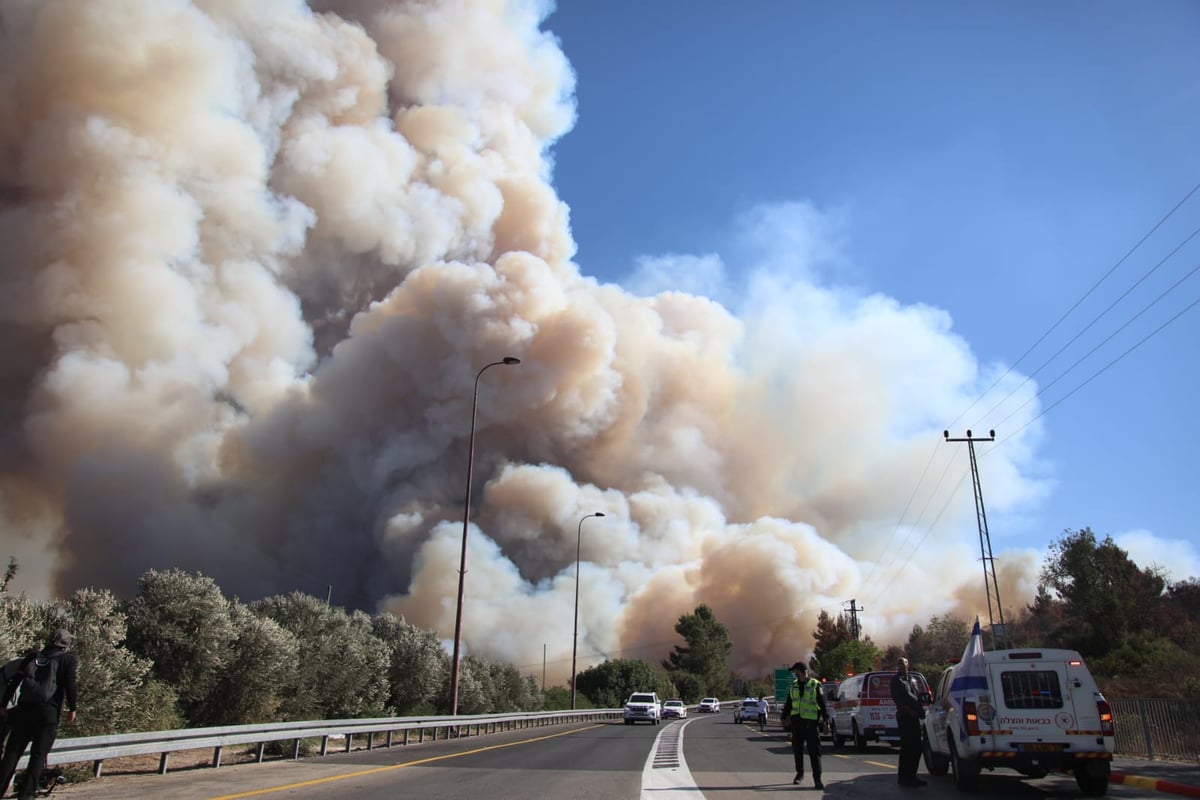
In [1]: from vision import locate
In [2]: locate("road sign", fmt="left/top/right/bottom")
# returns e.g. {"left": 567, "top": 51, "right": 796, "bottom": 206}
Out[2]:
{"left": 774, "top": 668, "right": 792, "bottom": 704}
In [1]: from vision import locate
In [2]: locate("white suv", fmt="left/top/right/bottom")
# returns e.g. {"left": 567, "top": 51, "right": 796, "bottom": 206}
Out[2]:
{"left": 923, "top": 648, "right": 1114, "bottom": 795}
{"left": 623, "top": 692, "right": 662, "bottom": 725}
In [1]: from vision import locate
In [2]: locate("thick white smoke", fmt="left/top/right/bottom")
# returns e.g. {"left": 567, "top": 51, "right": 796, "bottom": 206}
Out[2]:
{"left": 0, "top": 0, "right": 1045, "bottom": 681}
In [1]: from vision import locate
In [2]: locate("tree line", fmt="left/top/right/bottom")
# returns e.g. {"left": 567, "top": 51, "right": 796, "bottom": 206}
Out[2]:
{"left": 0, "top": 564, "right": 736, "bottom": 735}
{"left": 4, "top": 526, "right": 1192, "bottom": 737}
{"left": 806, "top": 528, "right": 1200, "bottom": 698}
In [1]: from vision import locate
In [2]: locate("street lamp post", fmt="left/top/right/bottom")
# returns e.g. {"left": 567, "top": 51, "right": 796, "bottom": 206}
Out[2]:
{"left": 449, "top": 356, "right": 520, "bottom": 716}
{"left": 571, "top": 511, "right": 605, "bottom": 710}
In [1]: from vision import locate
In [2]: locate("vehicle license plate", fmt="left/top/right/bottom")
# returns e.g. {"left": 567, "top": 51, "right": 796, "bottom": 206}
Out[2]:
{"left": 1019, "top": 743, "right": 1064, "bottom": 752}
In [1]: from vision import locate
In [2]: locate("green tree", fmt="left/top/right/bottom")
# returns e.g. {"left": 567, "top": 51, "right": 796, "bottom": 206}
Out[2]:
{"left": 1040, "top": 528, "right": 1166, "bottom": 657}
{"left": 542, "top": 685, "right": 577, "bottom": 710}
{"left": 254, "top": 592, "right": 391, "bottom": 719}
{"left": 669, "top": 671, "right": 704, "bottom": 703}
{"left": 662, "top": 605, "right": 731, "bottom": 697}
{"left": 372, "top": 613, "right": 447, "bottom": 714}
{"left": 823, "top": 638, "right": 883, "bottom": 677}
{"left": 194, "top": 602, "right": 299, "bottom": 725}
{"left": 576, "top": 658, "right": 674, "bottom": 707}
{"left": 124, "top": 568, "right": 236, "bottom": 722}
{"left": 64, "top": 588, "right": 183, "bottom": 735}
{"left": 903, "top": 615, "right": 968, "bottom": 677}
{"left": 0, "top": 588, "right": 45, "bottom": 660}
{"left": 810, "top": 610, "right": 853, "bottom": 679}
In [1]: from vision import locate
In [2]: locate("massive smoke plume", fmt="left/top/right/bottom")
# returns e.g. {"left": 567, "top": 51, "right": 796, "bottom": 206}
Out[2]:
{"left": 0, "top": 0, "right": 1045, "bottom": 680}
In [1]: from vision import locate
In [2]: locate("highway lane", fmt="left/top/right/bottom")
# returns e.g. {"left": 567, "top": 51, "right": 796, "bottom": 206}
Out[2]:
{"left": 48, "top": 714, "right": 1183, "bottom": 799}
{"left": 58, "top": 720, "right": 653, "bottom": 800}
{"left": 682, "top": 712, "right": 1172, "bottom": 799}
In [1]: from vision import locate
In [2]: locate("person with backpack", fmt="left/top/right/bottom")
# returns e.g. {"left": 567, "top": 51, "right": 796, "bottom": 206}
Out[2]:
{"left": 0, "top": 630, "right": 78, "bottom": 800}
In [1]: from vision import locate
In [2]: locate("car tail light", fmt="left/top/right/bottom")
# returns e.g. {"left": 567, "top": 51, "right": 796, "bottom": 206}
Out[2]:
{"left": 1097, "top": 697, "right": 1114, "bottom": 737}
{"left": 963, "top": 700, "right": 980, "bottom": 736}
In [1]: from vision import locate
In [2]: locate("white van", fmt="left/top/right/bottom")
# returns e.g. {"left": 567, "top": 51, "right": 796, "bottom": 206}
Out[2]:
{"left": 922, "top": 648, "right": 1114, "bottom": 796}
{"left": 829, "top": 670, "right": 931, "bottom": 750}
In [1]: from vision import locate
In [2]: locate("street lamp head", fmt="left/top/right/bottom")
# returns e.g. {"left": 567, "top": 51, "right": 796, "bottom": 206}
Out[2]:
{"left": 595, "top": 512, "right": 605, "bottom": 518}
{"left": 502, "top": 356, "right": 521, "bottom": 365}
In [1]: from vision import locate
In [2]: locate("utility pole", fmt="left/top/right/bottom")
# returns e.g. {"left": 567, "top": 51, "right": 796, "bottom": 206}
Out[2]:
{"left": 844, "top": 599, "right": 863, "bottom": 641}
{"left": 944, "top": 429, "right": 1006, "bottom": 649}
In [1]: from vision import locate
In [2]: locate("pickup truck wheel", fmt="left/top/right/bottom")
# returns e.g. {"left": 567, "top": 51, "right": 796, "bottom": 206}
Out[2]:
{"left": 1074, "top": 763, "right": 1110, "bottom": 797}
{"left": 922, "top": 730, "right": 949, "bottom": 776}
{"left": 948, "top": 738, "right": 979, "bottom": 791}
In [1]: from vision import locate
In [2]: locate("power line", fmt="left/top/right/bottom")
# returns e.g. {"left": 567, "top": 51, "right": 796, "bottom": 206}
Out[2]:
{"left": 999, "top": 292, "right": 1200, "bottom": 446}
{"left": 978, "top": 224, "right": 1200, "bottom": 426}
{"left": 870, "top": 182, "right": 1200, "bottom": 618}
{"left": 945, "top": 180, "right": 1200, "bottom": 433}
{"left": 995, "top": 261, "right": 1200, "bottom": 431}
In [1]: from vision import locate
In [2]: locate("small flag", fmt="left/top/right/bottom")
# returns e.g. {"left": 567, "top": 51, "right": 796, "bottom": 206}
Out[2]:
{"left": 949, "top": 616, "right": 988, "bottom": 742}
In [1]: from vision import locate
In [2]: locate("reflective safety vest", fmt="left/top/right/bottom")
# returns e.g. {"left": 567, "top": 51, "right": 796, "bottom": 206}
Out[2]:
{"left": 789, "top": 676, "right": 821, "bottom": 720}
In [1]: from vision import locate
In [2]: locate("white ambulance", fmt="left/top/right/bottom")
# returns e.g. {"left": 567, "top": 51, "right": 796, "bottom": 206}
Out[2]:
{"left": 829, "top": 670, "right": 932, "bottom": 750}
{"left": 922, "top": 648, "right": 1114, "bottom": 796}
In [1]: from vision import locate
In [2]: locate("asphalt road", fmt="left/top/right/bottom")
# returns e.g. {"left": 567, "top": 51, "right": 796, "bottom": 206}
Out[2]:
{"left": 40, "top": 713, "right": 1196, "bottom": 799}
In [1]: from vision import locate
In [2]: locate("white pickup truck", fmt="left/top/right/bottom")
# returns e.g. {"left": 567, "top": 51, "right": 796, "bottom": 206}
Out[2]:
{"left": 922, "top": 648, "right": 1113, "bottom": 795}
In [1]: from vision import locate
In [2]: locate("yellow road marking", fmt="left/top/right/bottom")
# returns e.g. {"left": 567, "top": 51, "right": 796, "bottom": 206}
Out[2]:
{"left": 206, "top": 724, "right": 604, "bottom": 799}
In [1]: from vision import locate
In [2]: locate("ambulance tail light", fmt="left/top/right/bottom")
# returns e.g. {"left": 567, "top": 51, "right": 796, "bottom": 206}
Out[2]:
{"left": 963, "top": 700, "right": 980, "bottom": 736}
{"left": 1097, "top": 697, "right": 1114, "bottom": 737}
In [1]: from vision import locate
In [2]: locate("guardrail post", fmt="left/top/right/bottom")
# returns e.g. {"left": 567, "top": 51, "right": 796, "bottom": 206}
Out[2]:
{"left": 367, "top": 732, "right": 375, "bottom": 750}
{"left": 344, "top": 734, "right": 352, "bottom": 753}
{"left": 256, "top": 742, "right": 266, "bottom": 763}
{"left": 291, "top": 739, "right": 301, "bottom": 760}
{"left": 212, "top": 746, "right": 223, "bottom": 769}
{"left": 92, "top": 760, "right": 103, "bottom": 778}
{"left": 320, "top": 735, "right": 329, "bottom": 756}
{"left": 386, "top": 730, "right": 394, "bottom": 747}
{"left": 158, "top": 753, "right": 169, "bottom": 774}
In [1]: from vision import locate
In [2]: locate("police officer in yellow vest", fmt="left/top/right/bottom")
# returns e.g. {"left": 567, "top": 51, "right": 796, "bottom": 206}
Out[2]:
{"left": 781, "top": 661, "right": 827, "bottom": 789}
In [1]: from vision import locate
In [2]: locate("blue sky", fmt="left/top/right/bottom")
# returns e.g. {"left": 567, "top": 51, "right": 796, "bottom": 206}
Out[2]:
{"left": 543, "top": 1, "right": 1200, "bottom": 583}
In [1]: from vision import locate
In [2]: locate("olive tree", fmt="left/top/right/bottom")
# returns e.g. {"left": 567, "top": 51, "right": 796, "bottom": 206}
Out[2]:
{"left": 63, "top": 588, "right": 182, "bottom": 735}
{"left": 0, "top": 589, "right": 46, "bottom": 661}
{"left": 124, "top": 569, "right": 236, "bottom": 722}
{"left": 254, "top": 592, "right": 391, "bottom": 719}
{"left": 192, "top": 602, "right": 299, "bottom": 725}
{"left": 371, "top": 613, "right": 446, "bottom": 713}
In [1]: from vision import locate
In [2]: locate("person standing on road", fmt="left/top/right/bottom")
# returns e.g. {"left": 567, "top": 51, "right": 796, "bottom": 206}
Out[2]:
{"left": 0, "top": 629, "right": 78, "bottom": 800}
{"left": 890, "top": 657, "right": 926, "bottom": 788}
{"left": 756, "top": 696, "right": 769, "bottom": 731}
{"left": 781, "top": 661, "right": 826, "bottom": 789}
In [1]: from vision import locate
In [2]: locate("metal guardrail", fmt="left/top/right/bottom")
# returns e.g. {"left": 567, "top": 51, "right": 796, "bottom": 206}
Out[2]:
{"left": 1112, "top": 698, "right": 1200, "bottom": 763}
{"left": 19, "top": 709, "right": 624, "bottom": 777}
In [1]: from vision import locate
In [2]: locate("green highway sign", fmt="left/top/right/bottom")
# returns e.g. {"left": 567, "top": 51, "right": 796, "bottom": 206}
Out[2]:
{"left": 774, "top": 668, "right": 792, "bottom": 704}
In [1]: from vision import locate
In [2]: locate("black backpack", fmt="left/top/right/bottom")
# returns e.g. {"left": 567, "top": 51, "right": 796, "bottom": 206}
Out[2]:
{"left": 18, "top": 651, "right": 61, "bottom": 705}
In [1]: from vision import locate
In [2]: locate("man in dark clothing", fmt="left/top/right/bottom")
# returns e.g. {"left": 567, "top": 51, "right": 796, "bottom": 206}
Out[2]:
{"left": 781, "top": 661, "right": 827, "bottom": 789}
{"left": 0, "top": 629, "right": 78, "bottom": 800}
{"left": 890, "top": 657, "right": 926, "bottom": 788}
